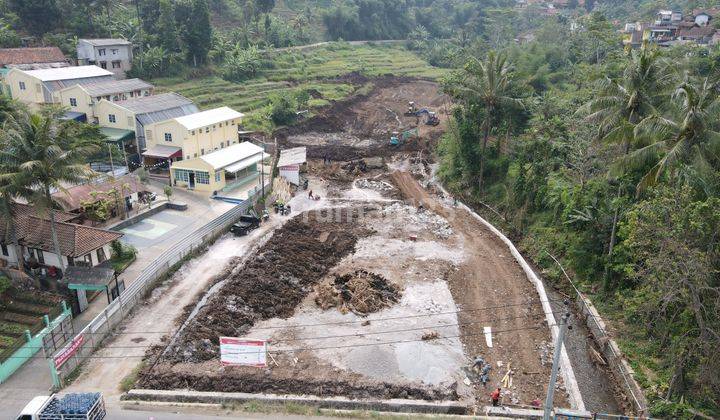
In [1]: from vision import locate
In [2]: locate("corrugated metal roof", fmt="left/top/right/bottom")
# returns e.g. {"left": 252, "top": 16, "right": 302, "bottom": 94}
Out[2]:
{"left": 136, "top": 105, "right": 200, "bottom": 128}
{"left": 278, "top": 147, "right": 307, "bottom": 167}
{"left": 201, "top": 142, "right": 266, "bottom": 170}
{"left": 80, "top": 38, "right": 132, "bottom": 46}
{"left": 22, "top": 65, "right": 113, "bottom": 81}
{"left": 142, "top": 145, "right": 182, "bottom": 158}
{"left": 114, "top": 92, "right": 195, "bottom": 114}
{"left": 81, "top": 78, "right": 153, "bottom": 97}
{"left": 174, "top": 106, "right": 244, "bottom": 130}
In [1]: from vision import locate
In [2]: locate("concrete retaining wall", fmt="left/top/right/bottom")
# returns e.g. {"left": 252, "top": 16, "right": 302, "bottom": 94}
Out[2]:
{"left": 109, "top": 202, "right": 188, "bottom": 231}
{"left": 124, "top": 389, "right": 468, "bottom": 415}
{"left": 575, "top": 295, "right": 648, "bottom": 415}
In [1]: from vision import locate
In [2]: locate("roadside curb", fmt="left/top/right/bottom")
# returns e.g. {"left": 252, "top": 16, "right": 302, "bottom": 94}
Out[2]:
{"left": 123, "top": 389, "right": 469, "bottom": 414}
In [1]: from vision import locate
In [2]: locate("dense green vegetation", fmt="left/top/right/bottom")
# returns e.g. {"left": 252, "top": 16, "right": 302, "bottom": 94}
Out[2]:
{"left": 437, "top": 14, "right": 720, "bottom": 418}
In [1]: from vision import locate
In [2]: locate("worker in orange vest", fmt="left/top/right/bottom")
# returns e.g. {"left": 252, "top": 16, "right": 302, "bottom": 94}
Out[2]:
{"left": 491, "top": 387, "right": 501, "bottom": 406}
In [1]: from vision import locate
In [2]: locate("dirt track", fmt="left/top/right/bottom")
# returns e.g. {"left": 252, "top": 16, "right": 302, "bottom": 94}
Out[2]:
{"left": 391, "top": 171, "right": 567, "bottom": 406}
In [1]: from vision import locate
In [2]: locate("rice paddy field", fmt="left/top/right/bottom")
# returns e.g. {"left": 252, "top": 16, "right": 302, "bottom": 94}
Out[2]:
{"left": 152, "top": 43, "right": 447, "bottom": 131}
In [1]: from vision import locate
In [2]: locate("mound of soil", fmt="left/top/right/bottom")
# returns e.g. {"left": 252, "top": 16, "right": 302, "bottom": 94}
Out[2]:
{"left": 136, "top": 368, "right": 457, "bottom": 401}
{"left": 160, "top": 210, "right": 370, "bottom": 363}
{"left": 315, "top": 270, "right": 401, "bottom": 315}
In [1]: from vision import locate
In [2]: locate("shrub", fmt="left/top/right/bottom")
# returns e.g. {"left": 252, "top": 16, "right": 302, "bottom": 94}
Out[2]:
{"left": 0, "top": 276, "right": 10, "bottom": 295}
{"left": 269, "top": 93, "right": 298, "bottom": 126}
{"left": 221, "top": 45, "right": 262, "bottom": 82}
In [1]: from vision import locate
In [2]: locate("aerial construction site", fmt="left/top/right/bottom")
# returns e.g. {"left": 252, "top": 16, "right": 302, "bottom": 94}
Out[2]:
{"left": 70, "top": 76, "right": 622, "bottom": 416}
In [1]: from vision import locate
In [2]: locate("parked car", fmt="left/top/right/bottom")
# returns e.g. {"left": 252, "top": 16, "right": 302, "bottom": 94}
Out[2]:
{"left": 230, "top": 214, "right": 261, "bottom": 236}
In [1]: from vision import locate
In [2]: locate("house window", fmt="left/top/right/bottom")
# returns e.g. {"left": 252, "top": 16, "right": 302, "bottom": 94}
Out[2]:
{"left": 220, "top": 142, "right": 224, "bottom": 149}
{"left": 18, "top": 81, "right": 26, "bottom": 90}
{"left": 99, "top": 61, "right": 107, "bottom": 69}
{"left": 215, "top": 171, "right": 221, "bottom": 182}
{"left": 200, "top": 148, "right": 204, "bottom": 155}
{"left": 164, "top": 133, "right": 172, "bottom": 142}
{"left": 193, "top": 153, "right": 197, "bottom": 158}
{"left": 1, "top": 243, "right": 8, "bottom": 256}
{"left": 111, "top": 48, "right": 118, "bottom": 55}
{"left": 69, "top": 98, "right": 77, "bottom": 107}
{"left": 79, "top": 254, "right": 92, "bottom": 267}
{"left": 205, "top": 127, "right": 209, "bottom": 133}
{"left": 98, "top": 48, "right": 106, "bottom": 56}
{"left": 127, "top": 116, "right": 133, "bottom": 126}
{"left": 227, "top": 140, "right": 230, "bottom": 147}
{"left": 191, "top": 130, "right": 195, "bottom": 135}
{"left": 195, "top": 171, "right": 210, "bottom": 184}
{"left": 174, "top": 169, "right": 190, "bottom": 182}
{"left": 112, "top": 61, "right": 121, "bottom": 69}
{"left": 112, "top": 95, "right": 119, "bottom": 101}
{"left": 96, "top": 247, "right": 107, "bottom": 263}
{"left": 186, "top": 155, "right": 190, "bottom": 160}
{"left": 108, "top": 114, "right": 116, "bottom": 123}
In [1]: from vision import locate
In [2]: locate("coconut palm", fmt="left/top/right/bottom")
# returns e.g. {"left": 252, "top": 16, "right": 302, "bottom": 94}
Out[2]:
{"left": 629, "top": 77, "right": 720, "bottom": 192}
{"left": 0, "top": 108, "right": 102, "bottom": 271}
{"left": 582, "top": 43, "right": 668, "bottom": 152}
{"left": 447, "top": 50, "right": 524, "bottom": 193}
{"left": 579, "top": 43, "right": 669, "bottom": 283}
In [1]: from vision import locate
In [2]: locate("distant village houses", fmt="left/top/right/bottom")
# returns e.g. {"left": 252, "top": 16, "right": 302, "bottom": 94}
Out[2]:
{"left": 76, "top": 39, "right": 133, "bottom": 79}
{"left": 623, "top": 8, "right": 720, "bottom": 48}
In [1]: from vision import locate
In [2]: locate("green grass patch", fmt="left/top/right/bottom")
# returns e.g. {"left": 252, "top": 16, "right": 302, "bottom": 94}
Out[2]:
{"left": 111, "top": 252, "right": 136, "bottom": 273}
{"left": 119, "top": 362, "right": 146, "bottom": 392}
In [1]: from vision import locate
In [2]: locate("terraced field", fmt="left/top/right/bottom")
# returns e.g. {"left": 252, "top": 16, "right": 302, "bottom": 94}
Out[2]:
{"left": 152, "top": 43, "right": 446, "bottom": 131}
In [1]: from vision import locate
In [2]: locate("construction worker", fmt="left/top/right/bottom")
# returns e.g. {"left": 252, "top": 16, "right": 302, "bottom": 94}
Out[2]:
{"left": 491, "top": 388, "right": 501, "bottom": 407}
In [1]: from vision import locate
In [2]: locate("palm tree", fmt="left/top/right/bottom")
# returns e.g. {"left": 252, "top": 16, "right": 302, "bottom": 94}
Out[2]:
{"left": 447, "top": 50, "right": 523, "bottom": 192}
{"left": 579, "top": 43, "right": 668, "bottom": 284}
{"left": 0, "top": 108, "right": 101, "bottom": 271}
{"left": 629, "top": 77, "right": 720, "bottom": 192}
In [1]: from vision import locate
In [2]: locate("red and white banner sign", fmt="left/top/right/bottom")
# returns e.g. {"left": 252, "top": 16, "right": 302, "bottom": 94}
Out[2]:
{"left": 219, "top": 337, "right": 267, "bottom": 367}
{"left": 54, "top": 334, "right": 84, "bottom": 369}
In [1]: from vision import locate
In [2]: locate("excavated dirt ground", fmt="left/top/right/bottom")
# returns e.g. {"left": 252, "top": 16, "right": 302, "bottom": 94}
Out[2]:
{"left": 136, "top": 77, "right": 574, "bottom": 408}
{"left": 277, "top": 77, "right": 450, "bottom": 161}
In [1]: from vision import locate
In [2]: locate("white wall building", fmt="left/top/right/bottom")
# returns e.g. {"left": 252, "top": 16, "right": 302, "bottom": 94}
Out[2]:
{"left": 77, "top": 39, "right": 133, "bottom": 78}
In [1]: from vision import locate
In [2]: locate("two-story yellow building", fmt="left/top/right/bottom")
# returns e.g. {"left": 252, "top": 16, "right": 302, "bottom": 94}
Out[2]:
{"left": 5, "top": 65, "right": 114, "bottom": 109}
{"left": 55, "top": 78, "right": 154, "bottom": 123}
{"left": 142, "top": 106, "right": 245, "bottom": 164}
{"left": 94, "top": 92, "right": 199, "bottom": 153}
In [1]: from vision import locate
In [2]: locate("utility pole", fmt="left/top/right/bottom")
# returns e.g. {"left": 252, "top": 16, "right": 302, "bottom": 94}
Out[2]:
{"left": 544, "top": 306, "right": 571, "bottom": 420}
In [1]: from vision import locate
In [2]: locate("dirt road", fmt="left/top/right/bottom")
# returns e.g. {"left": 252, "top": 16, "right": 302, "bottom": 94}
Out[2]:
{"left": 391, "top": 171, "right": 566, "bottom": 406}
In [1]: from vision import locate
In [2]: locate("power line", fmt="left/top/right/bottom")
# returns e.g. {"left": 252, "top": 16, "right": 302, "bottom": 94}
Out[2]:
{"left": 5, "top": 323, "right": 560, "bottom": 360}
{"left": 63, "top": 297, "right": 567, "bottom": 335}
{"left": 14, "top": 309, "right": 563, "bottom": 351}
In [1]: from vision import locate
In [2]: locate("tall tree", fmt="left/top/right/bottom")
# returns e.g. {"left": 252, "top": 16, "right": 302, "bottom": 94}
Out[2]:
{"left": 157, "top": 0, "right": 179, "bottom": 52}
{"left": 444, "top": 50, "right": 523, "bottom": 193}
{"left": 9, "top": 0, "right": 59, "bottom": 35}
{"left": 0, "top": 109, "right": 102, "bottom": 271}
{"left": 138, "top": 0, "right": 161, "bottom": 35}
{"left": 580, "top": 43, "right": 668, "bottom": 284}
{"left": 0, "top": 99, "right": 28, "bottom": 269}
{"left": 630, "top": 77, "right": 720, "bottom": 192}
{"left": 176, "top": 0, "right": 212, "bottom": 66}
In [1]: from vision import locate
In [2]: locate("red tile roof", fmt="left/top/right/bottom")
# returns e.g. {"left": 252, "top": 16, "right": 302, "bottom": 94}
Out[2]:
{"left": 1, "top": 202, "right": 121, "bottom": 258}
{"left": 0, "top": 47, "right": 67, "bottom": 67}
{"left": 17, "top": 216, "right": 122, "bottom": 258}
{"left": 52, "top": 175, "right": 147, "bottom": 211}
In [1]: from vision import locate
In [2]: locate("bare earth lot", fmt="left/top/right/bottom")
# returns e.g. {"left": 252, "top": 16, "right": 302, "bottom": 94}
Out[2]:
{"left": 132, "top": 77, "right": 570, "bottom": 409}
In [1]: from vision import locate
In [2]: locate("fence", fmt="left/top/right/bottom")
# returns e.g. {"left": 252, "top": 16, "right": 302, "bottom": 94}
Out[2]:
{"left": 546, "top": 253, "right": 648, "bottom": 416}
{"left": 51, "top": 189, "right": 263, "bottom": 386}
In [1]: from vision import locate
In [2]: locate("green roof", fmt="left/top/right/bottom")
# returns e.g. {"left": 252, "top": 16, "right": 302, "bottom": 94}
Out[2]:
{"left": 100, "top": 127, "right": 135, "bottom": 143}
